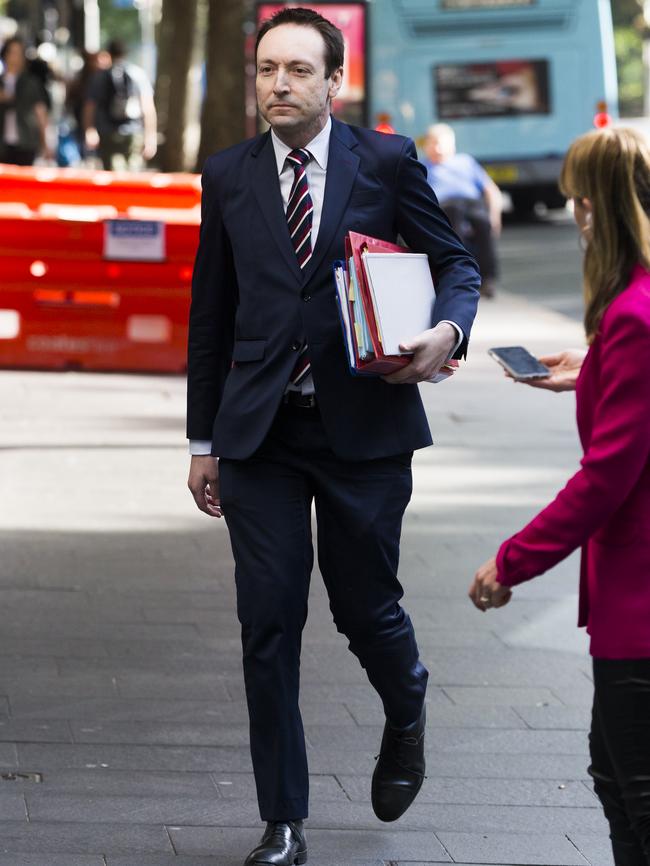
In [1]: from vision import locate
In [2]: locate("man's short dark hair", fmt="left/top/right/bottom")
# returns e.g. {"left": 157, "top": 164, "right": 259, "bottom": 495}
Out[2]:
{"left": 255, "top": 7, "right": 344, "bottom": 78}
{"left": 106, "top": 39, "right": 127, "bottom": 60}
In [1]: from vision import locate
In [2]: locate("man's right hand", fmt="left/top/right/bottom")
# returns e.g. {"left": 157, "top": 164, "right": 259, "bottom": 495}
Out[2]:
{"left": 187, "top": 455, "right": 223, "bottom": 517}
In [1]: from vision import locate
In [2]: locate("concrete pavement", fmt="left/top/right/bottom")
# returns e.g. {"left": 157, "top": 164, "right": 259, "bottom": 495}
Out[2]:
{"left": 0, "top": 288, "right": 614, "bottom": 866}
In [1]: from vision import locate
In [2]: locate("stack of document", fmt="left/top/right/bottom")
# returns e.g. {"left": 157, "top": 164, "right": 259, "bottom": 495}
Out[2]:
{"left": 334, "top": 231, "right": 457, "bottom": 382}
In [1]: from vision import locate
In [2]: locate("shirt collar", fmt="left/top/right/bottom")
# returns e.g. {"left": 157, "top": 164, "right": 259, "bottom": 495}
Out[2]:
{"left": 271, "top": 114, "right": 332, "bottom": 175}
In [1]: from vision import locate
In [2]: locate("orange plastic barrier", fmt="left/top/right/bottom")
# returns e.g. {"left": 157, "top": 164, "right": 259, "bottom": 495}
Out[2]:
{"left": 0, "top": 164, "right": 200, "bottom": 373}
{"left": 0, "top": 210, "right": 199, "bottom": 259}
{"left": 0, "top": 163, "right": 202, "bottom": 211}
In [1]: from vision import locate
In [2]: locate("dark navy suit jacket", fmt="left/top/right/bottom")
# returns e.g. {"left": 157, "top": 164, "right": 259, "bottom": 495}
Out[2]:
{"left": 187, "top": 117, "right": 481, "bottom": 460}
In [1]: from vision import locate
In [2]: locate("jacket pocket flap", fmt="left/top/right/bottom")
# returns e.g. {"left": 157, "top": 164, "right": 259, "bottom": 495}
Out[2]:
{"left": 232, "top": 340, "right": 266, "bottom": 362}
{"left": 349, "top": 188, "right": 383, "bottom": 206}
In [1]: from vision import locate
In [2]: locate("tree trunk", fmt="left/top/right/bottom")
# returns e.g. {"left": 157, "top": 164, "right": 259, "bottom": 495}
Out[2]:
{"left": 195, "top": 0, "right": 246, "bottom": 171}
{"left": 154, "top": 0, "right": 198, "bottom": 172}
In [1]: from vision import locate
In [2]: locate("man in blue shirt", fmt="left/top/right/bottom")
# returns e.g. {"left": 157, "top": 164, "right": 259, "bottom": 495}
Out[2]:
{"left": 422, "top": 123, "right": 502, "bottom": 298}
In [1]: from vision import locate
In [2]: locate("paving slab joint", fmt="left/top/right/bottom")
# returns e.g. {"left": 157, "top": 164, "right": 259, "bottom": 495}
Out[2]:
{"left": 163, "top": 824, "right": 178, "bottom": 856}
{"left": 565, "top": 831, "right": 591, "bottom": 864}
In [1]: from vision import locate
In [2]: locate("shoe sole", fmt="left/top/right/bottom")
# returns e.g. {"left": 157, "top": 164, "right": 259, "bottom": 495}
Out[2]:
{"left": 248, "top": 851, "right": 307, "bottom": 865}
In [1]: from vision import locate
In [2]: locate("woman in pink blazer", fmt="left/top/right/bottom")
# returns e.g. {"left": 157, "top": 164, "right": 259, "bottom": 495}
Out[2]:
{"left": 470, "top": 127, "right": 650, "bottom": 866}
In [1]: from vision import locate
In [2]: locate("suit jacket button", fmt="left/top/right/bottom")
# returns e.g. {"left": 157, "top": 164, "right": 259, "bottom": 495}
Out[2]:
{"left": 291, "top": 342, "right": 301, "bottom": 351}
{"left": 301, "top": 292, "right": 311, "bottom": 301}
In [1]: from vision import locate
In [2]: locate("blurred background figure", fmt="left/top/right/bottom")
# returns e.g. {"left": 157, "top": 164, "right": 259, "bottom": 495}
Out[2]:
{"left": 27, "top": 32, "right": 59, "bottom": 112}
{"left": 423, "top": 123, "right": 503, "bottom": 298}
{"left": 83, "top": 38, "right": 157, "bottom": 171}
{"left": 0, "top": 35, "right": 51, "bottom": 165}
{"left": 64, "top": 48, "right": 109, "bottom": 164}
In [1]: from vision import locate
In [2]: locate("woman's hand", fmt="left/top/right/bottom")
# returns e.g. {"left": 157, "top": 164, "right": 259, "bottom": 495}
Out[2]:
{"left": 514, "top": 348, "right": 587, "bottom": 392}
{"left": 468, "top": 556, "right": 512, "bottom": 612}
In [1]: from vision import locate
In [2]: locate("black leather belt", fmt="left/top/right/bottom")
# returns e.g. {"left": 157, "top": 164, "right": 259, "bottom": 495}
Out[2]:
{"left": 282, "top": 391, "right": 317, "bottom": 409}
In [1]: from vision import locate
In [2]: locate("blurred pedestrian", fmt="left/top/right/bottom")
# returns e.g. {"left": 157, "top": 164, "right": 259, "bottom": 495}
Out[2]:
{"left": 469, "top": 127, "right": 650, "bottom": 866}
{"left": 423, "top": 123, "right": 502, "bottom": 298}
{"left": 65, "top": 49, "right": 110, "bottom": 160}
{"left": 27, "top": 34, "right": 57, "bottom": 112}
{"left": 0, "top": 36, "right": 51, "bottom": 165}
{"left": 83, "top": 39, "right": 157, "bottom": 171}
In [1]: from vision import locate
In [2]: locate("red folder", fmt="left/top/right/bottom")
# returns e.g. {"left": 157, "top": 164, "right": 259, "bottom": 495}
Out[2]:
{"left": 338, "top": 231, "right": 457, "bottom": 380}
{"left": 344, "top": 231, "right": 410, "bottom": 374}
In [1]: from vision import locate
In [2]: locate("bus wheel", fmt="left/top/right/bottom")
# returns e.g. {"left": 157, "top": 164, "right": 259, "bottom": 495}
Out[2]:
{"left": 542, "top": 189, "right": 567, "bottom": 211}
{"left": 510, "top": 191, "right": 537, "bottom": 219}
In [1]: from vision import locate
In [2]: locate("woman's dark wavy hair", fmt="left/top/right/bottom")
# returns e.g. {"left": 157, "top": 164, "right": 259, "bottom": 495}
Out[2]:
{"left": 255, "top": 7, "right": 344, "bottom": 77}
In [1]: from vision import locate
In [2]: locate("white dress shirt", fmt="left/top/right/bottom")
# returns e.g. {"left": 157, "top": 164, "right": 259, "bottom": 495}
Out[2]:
{"left": 189, "top": 117, "right": 464, "bottom": 456}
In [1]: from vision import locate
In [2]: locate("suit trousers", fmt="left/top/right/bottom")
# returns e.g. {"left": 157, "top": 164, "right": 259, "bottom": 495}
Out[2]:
{"left": 589, "top": 658, "right": 650, "bottom": 866}
{"left": 218, "top": 402, "right": 429, "bottom": 821}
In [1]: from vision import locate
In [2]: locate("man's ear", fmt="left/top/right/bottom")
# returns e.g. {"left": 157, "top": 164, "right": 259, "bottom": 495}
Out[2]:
{"left": 328, "top": 66, "right": 344, "bottom": 100}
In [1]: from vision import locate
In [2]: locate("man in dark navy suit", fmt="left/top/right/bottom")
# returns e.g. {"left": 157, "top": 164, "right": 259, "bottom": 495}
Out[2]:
{"left": 187, "top": 8, "right": 480, "bottom": 864}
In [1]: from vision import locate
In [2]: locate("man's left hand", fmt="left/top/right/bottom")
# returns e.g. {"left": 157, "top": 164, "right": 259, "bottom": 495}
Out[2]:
{"left": 383, "top": 322, "right": 457, "bottom": 385}
{"left": 468, "top": 556, "right": 513, "bottom": 612}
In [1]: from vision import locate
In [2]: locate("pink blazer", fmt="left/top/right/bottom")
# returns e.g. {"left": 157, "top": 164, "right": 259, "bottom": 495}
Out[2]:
{"left": 496, "top": 265, "right": 650, "bottom": 658}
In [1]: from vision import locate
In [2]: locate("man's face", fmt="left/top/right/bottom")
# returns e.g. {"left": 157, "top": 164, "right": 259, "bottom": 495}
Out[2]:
{"left": 256, "top": 24, "right": 342, "bottom": 135}
{"left": 424, "top": 133, "right": 454, "bottom": 164}
{"left": 424, "top": 135, "right": 442, "bottom": 164}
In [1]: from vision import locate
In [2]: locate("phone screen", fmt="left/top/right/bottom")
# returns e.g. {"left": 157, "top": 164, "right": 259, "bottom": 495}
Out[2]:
{"left": 488, "top": 346, "right": 550, "bottom": 379}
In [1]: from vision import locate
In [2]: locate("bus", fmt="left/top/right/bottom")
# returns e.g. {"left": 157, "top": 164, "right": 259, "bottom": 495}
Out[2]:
{"left": 370, "top": 0, "right": 619, "bottom": 213}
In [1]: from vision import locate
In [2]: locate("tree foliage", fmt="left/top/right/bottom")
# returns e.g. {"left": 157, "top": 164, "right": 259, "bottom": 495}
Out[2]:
{"left": 97, "top": 0, "right": 140, "bottom": 50}
{"left": 611, "top": 0, "right": 645, "bottom": 116}
{"left": 616, "top": 26, "right": 644, "bottom": 116}
{"left": 611, "top": 0, "right": 643, "bottom": 29}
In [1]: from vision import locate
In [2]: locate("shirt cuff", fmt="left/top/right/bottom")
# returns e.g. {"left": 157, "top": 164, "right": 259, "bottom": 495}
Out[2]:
{"left": 438, "top": 320, "right": 464, "bottom": 360}
{"left": 189, "top": 440, "right": 213, "bottom": 456}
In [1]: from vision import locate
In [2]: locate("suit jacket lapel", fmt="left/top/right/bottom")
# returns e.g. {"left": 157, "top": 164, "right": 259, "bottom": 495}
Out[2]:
{"left": 251, "top": 132, "right": 302, "bottom": 283}
{"left": 301, "top": 119, "right": 360, "bottom": 284}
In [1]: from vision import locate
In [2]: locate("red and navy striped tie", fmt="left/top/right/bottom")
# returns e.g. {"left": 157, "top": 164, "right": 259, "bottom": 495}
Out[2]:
{"left": 286, "top": 148, "right": 313, "bottom": 386}
{"left": 286, "top": 148, "right": 313, "bottom": 268}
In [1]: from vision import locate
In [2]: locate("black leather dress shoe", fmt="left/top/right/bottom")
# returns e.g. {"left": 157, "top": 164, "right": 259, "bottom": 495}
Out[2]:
{"left": 243, "top": 820, "right": 307, "bottom": 865}
{"left": 371, "top": 705, "right": 426, "bottom": 822}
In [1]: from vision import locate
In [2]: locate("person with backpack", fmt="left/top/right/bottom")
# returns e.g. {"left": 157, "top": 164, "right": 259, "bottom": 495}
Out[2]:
{"left": 83, "top": 39, "right": 157, "bottom": 171}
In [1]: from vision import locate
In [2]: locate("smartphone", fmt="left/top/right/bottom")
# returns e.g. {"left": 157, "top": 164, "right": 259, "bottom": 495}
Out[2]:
{"left": 488, "top": 346, "right": 551, "bottom": 380}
